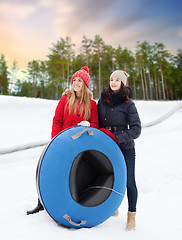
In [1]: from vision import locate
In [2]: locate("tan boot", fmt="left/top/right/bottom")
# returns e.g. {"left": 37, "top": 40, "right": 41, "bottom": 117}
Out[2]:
{"left": 112, "top": 209, "right": 119, "bottom": 216}
{"left": 126, "top": 212, "right": 136, "bottom": 231}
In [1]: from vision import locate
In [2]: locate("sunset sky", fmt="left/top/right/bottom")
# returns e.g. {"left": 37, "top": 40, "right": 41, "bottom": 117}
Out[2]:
{"left": 0, "top": 0, "right": 182, "bottom": 71}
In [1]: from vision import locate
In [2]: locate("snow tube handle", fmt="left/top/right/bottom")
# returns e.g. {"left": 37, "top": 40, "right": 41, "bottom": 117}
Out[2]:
{"left": 71, "top": 128, "right": 94, "bottom": 140}
{"left": 63, "top": 214, "right": 87, "bottom": 227}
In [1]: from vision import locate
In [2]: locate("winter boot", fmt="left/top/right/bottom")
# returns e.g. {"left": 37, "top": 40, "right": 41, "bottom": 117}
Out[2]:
{"left": 27, "top": 199, "right": 44, "bottom": 215}
{"left": 112, "top": 209, "right": 119, "bottom": 216}
{"left": 126, "top": 211, "right": 136, "bottom": 231}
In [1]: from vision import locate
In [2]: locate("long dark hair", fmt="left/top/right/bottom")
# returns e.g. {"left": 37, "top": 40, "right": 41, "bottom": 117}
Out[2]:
{"left": 103, "top": 81, "right": 130, "bottom": 105}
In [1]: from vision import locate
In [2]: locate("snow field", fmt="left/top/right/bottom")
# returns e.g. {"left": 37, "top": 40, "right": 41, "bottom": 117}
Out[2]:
{"left": 0, "top": 95, "right": 182, "bottom": 240}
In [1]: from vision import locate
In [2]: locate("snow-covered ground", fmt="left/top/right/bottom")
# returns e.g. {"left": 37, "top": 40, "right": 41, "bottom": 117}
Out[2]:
{"left": 0, "top": 95, "right": 182, "bottom": 240}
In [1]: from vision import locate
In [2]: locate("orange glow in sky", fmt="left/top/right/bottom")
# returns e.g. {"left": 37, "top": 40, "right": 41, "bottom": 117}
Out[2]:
{"left": 0, "top": 0, "right": 182, "bottom": 71}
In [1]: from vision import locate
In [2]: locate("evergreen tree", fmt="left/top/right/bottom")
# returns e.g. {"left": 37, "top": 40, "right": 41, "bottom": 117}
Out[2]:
{"left": 174, "top": 49, "right": 182, "bottom": 99}
{"left": 92, "top": 35, "right": 105, "bottom": 98}
{"left": 81, "top": 35, "right": 93, "bottom": 67}
{"left": 47, "top": 37, "right": 75, "bottom": 99}
{"left": 153, "top": 43, "right": 172, "bottom": 100}
{"left": 47, "top": 37, "right": 67, "bottom": 99}
{"left": 0, "top": 54, "right": 9, "bottom": 95}
{"left": 71, "top": 54, "right": 86, "bottom": 73}
{"left": 27, "top": 60, "right": 40, "bottom": 98}
{"left": 135, "top": 43, "right": 146, "bottom": 99}
{"left": 100, "top": 44, "right": 115, "bottom": 88}
{"left": 20, "top": 81, "right": 32, "bottom": 97}
{"left": 39, "top": 61, "right": 48, "bottom": 98}
{"left": 9, "top": 60, "right": 18, "bottom": 95}
{"left": 65, "top": 36, "right": 75, "bottom": 88}
{"left": 14, "top": 79, "right": 22, "bottom": 95}
{"left": 115, "top": 46, "right": 135, "bottom": 88}
{"left": 1, "top": 36, "right": 181, "bottom": 100}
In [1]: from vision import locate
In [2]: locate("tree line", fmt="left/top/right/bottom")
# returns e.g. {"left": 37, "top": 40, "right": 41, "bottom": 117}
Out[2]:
{"left": 0, "top": 35, "right": 182, "bottom": 100}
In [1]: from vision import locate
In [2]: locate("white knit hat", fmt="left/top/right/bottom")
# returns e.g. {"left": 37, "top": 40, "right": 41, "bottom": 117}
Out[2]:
{"left": 110, "top": 70, "right": 130, "bottom": 85}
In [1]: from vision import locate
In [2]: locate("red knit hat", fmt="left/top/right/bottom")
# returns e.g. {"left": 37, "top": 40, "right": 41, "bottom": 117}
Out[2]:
{"left": 71, "top": 66, "right": 90, "bottom": 88}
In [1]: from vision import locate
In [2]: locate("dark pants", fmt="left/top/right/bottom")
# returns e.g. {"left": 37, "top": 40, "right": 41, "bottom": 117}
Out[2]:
{"left": 120, "top": 147, "right": 138, "bottom": 212}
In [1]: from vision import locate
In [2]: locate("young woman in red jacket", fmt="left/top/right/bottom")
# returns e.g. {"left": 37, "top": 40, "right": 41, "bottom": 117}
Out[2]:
{"left": 51, "top": 66, "right": 99, "bottom": 138}
{"left": 27, "top": 66, "right": 99, "bottom": 215}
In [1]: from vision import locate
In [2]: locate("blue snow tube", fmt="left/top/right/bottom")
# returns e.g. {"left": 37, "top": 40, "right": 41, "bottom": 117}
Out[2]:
{"left": 36, "top": 126, "right": 126, "bottom": 228}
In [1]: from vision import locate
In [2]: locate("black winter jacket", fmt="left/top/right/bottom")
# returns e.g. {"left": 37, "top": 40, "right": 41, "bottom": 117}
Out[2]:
{"left": 97, "top": 89, "right": 141, "bottom": 149}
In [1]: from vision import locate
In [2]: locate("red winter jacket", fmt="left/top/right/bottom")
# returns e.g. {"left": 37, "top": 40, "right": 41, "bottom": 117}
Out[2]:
{"left": 51, "top": 94, "right": 99, "bottom": 138}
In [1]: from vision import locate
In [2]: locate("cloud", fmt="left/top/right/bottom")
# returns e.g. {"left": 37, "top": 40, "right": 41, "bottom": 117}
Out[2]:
{"left": 46, "top": 0, "right": 147, "bottom": 49}
{"left": 177, "top": 29, "right": 182, "bottom": 39}
{"left": 1, "top": 0, "right": 181, "bottom": 69}
{"left": 0, "top": 2, "right": 36, "bottom": 19}
{"left": 38, "top": 0, "right": 121, "bottom": 34}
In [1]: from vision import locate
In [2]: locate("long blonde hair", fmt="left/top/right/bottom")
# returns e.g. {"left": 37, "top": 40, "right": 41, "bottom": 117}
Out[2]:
{"left": 67, "top": 83, "right": 91, "bottom": 120}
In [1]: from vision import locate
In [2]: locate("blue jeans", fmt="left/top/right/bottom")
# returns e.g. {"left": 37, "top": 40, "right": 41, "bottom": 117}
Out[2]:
{"left": 119, "top": 147, "right": 138, "bottom": 212}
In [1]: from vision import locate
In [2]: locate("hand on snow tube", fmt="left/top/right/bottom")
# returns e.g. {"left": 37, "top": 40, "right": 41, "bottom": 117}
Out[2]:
{"left": 99, "top": 128, "right": 117, "bottom": 143}
{"left": 77, "top": 121, "right": 90, "bottom": 127}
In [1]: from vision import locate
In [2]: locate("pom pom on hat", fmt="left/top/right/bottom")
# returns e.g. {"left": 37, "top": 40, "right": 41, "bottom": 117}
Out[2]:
{"left": 110, "top": 70, "right": 129, "bottom": 85}
{"left": 71, "top": 66, "right": 90, "bottom": 88}
{"left": 81, "top": 66, "right": 89, "bottom": 73}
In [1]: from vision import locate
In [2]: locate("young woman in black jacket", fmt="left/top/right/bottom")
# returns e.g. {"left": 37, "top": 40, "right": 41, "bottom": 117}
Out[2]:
{"left": 97, "top": 70, "right": 141, "bottom": 231}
